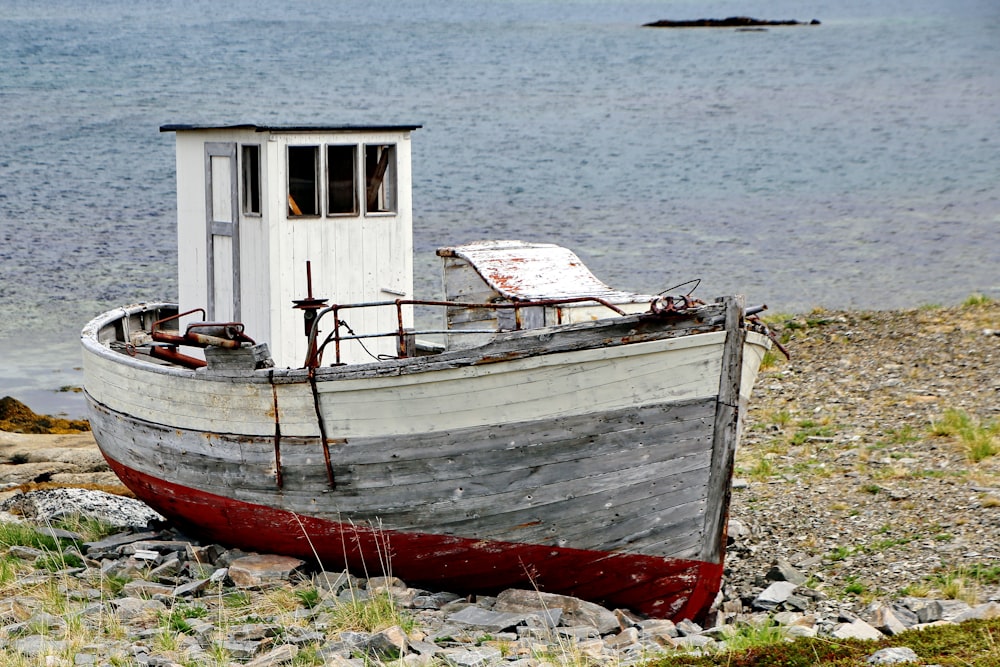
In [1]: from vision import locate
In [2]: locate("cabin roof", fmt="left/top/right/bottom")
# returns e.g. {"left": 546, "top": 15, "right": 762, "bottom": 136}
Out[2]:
{"left": 160, "top": 123, "right": 422, "bottom": 134}
{"left": 437, "top": 240, "right": 654, "bottom": 304}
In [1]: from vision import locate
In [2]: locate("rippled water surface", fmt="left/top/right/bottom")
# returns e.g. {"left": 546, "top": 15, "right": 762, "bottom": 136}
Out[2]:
{"left": 1, "top": 0, "right": 998, "bottom": 416}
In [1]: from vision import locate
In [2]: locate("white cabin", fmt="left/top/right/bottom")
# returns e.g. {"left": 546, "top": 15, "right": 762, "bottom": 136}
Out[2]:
{"left": 162, "top": 124, "right": 420, "bottom": 367}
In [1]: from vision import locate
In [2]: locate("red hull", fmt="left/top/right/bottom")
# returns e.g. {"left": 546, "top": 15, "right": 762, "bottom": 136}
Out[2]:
{"left": 106, "top": 456, "right": 723, "bottom": 621}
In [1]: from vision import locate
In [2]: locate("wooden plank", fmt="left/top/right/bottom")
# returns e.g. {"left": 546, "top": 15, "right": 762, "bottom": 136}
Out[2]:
{"left": 89, "top": 394, "right": 719, "bottom": 557}
{"left": 699, "top": 296, "right": 745, "bottom": 561}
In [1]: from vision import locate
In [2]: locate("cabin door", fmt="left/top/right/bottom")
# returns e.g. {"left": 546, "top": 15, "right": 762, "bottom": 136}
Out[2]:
{"left": 204, "top": 142, "right": 240, "bottom": 322}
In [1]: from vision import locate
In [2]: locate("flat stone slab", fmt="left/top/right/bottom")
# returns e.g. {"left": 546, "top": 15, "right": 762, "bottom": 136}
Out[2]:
{"left": 447, "top": 606, "right": 527, "bottom": 632}
{"left": 228, "top": 554, "right": 305, "bottom": 588}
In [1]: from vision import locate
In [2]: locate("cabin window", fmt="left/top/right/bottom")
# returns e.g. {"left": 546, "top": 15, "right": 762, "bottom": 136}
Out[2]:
{"left": 287, "top": 146, "right": 319, "bottom": 216}
{"left": 365, "top": 144, "right": 397, "bottom": 214}
{"left": 327, "top": 145, "right": 358, "bottom": 215}
{"left": 241, "top": 145, "right": 261, "bottom": 216}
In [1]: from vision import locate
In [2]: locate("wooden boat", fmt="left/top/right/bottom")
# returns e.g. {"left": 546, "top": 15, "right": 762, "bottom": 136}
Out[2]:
{"left": 82, "top": 124, "right": 771, "bottom": 621}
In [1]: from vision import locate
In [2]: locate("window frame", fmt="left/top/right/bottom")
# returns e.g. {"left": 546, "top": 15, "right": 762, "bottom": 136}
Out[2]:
{"left": 281, "top": 141, "right": 398, "bottom": 220}
{"left": 287, "top": 145, "right": 321, "bottom": 218}
{"left": 240, "top": 144, "right": 262, "bottom": 217}
{"left": 326, "top": 144, "right": 359, "bottom": 217}
{"left": 364, "top": 143, "right": 397, "bottom": 216}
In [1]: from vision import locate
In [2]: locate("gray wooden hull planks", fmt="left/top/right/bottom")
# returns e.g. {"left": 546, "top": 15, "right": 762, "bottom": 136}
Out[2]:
{"left": 82, "top": 296, "right": 770, "bottom": 620}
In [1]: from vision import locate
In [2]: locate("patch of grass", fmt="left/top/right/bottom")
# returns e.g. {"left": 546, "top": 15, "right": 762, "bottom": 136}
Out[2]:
{"left": 291, "top": 644, "right": 326, "bottom": 666}
{"left": 963, "top": 293, "right": 993, "bottom": 307}
{"left": 35, "top": 550, "right": 84, "bottom": 572}
{"left": 0, "top": 521, "right": 63, "bottom": 551}
{"left": 160, "top": 603, "right": 209, "bottom": 633}
{"left": 844, "top": 577, "right": 866, "bottom": 596}
{"left": 927, "top": 566, "right": 986, "bottom": 605}
{"left": 789, "top": 420, "right": 836, "bottom": 446}
{"left": 719, "top": 618, "right": 789, "bottom": 653}
{"left": 828, "top": 545, "right": 852, "bottom": 561}
{"left": 327, "top": 589, "right": 413, "bottom": 633}
{"left": 929, "top": 409, "right": 1000, "bottom": 462}
{"left": 897, "top": 581, "right": 932, "bottom": 598}
{"left": 865, "top": 536, "right": 913, "bottom": 553}
{"left": 883, "top": 424, "right": 919, "bottom": 446}
{"left": 295, "top": 587, "right": 322, "bottom": 609}
{"left": 648, "top": 619, "right": 1000, "bottom": 666}
{"left": 746, "top": 457, "right": 775, "bottom": 480}
{"left": 759, "top": 348, "right": 782, "bottom": 371}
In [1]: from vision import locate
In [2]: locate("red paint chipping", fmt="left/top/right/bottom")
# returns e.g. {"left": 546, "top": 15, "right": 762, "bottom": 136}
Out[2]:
{"left": 105, "top": 457, "right": 722, "bottom": 621}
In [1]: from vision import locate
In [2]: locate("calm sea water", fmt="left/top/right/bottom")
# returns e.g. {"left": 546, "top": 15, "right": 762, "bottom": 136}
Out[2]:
{"left": 1, "top": 0, "right": 998, "bottom": 417}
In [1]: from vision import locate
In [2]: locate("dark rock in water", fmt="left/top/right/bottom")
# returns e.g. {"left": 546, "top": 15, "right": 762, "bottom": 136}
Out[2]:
{"left": 644, "top": 16, "right": 820, "bottom": 28}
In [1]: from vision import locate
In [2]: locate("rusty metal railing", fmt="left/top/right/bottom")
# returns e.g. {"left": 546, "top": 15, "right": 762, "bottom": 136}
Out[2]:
{"left": 304, "top": 296, "right": 630, "bottom": 368}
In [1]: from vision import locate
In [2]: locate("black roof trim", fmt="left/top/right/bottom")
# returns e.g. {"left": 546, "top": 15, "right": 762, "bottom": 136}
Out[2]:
{"left": 160, "top": 123, "right": 422, "bottom": 133}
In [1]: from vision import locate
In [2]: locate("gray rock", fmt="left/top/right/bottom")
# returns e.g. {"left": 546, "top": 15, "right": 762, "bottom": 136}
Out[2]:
{"left": 953, "top": 601, "right": 1000, "bottom": 622}
{"left": 867, "top": 647, "right": 919, "bottom": 664}
{"left": 916, "top": 600, "right": 945, "bottom": 623}
{"left": 766, "top": 558, "right": 808, "bottom": 586}
{"left": 493, "top": 589, "right": 618, "bottom": 635}
{"left": 935, "top": 599, "right": 973, "bottom": 621}
{"left": 889, "top": 603, "right": 919, "bottom": 628}
{"left": 672, "top": 634, "right": 715, "bottom": 650}
{"left": 84, "top": 530, "right": 161, "bottom": 554}
{"left": 557, "top": 625, "right": 600, "bottom": 640}
{"left": 1, "top": 489, "right": 163, "bottom": 528}
{"left": 364, "top": 625, "right": 408, "bottom": 661}
{"left": 412, "top": 591, "right": 462, "bottom": 609}
{"left": 407, "top": 639, "right": 444, "bottom": 656}
{"left": 223, "top": 640, "right": 263, "bottom": 660}
{"left": 8, "top": 545, "right": 45, "bottom": 560}
{"left": 173, "top": 578, "right": 211, "bottom": 598}
{"left": 869, "top": 603, "right": 908, "bottom": 636}
{"left": 111, "top": 597, "right": 166, "bottom": 622}
{"left": 447, "top": 605, "right": 525, "bottom": 632}
{"left": 13, "top": 635, "right": 69, "bottom": 658}
{"left": 228, "top": 554, "right": 305, "bottom": 587}
{"left": 244, "top": 644, "right": 299, "bottom": 667}
{"left": 122, "top": 580, "right": 174, "bottom": 598}
{"left": 832, "top": 618, "right": 884, "bottom": 641}
{"left": 675, "top": 618, "right": 703, "bottom": 636}
{"left": 229, "top": 623, "right": 281, "bottom": 640}
{"left": 606, "top": 626, "right": 639, "bottom": 648}
{"left": 440, "top": 647, "right": 503, "bottom": 667}
{"left": 753, "top": 581, "right": 798, "bottom": 610}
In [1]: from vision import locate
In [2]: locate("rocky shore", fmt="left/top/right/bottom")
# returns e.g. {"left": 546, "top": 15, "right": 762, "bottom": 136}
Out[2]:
{"left": 1, "top": 300, "right": 998, "bottom": 665}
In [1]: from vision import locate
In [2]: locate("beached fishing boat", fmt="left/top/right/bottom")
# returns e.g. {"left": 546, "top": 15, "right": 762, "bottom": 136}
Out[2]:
{"left": 82, "top": 124, "right": 772, "bottom": 621}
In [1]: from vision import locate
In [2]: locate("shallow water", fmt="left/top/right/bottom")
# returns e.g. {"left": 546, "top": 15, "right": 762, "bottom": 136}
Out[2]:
{"left": 1, "top": 0, "right": 998, "bottom": 417}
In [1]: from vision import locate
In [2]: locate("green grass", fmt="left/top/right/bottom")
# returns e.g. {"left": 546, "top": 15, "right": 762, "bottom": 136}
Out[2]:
{"left": 828, "top": 545, "right": 852, "bottom": 561}
{"left": 930, "top": 409, "right": 1000, "bottom": 462}
{"left": 719, "top": 619, "right": 789, "bottom": 653}
{"left": 295, "top": 587, "right": 322, "bottom": 609}
{"left": 327, "top": 589, "right": 414, "bottom": 633}
{"left": 963, "top": 293, "right": 993, "bottom": 307}
{"left": 648, "top": 618, "right": 1000, "bottom": 666}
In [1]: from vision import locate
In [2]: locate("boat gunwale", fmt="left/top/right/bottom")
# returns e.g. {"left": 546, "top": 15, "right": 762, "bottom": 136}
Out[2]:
{"left": 81, "top": 300, "right": 738, "bottom": 385}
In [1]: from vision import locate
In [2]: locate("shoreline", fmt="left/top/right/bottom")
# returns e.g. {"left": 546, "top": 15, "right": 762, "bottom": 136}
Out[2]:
{"left": 1, "top": 301, "right": 998, "bottom": 663}
{"left": 3, "top": 302, "right": 999, "bottom": 594}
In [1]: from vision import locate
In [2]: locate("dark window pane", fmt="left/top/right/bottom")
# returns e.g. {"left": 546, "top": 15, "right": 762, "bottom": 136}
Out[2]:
{"left": 327, "top": 145, "right": 357, "bottom": 215}
{"left": 288, "top": 146, "right": 318, "bottom": 216}
{"left": 241, "top": 145, "right": 261, "bottom": 215}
